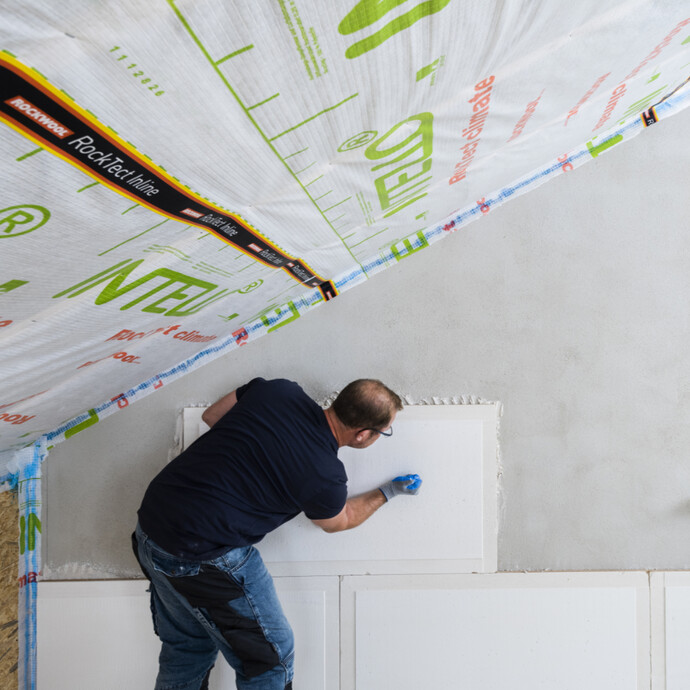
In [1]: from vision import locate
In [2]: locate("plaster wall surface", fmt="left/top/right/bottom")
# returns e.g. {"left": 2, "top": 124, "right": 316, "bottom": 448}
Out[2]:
{"left": 43, "top": 106, "right": 690, "bottom": 576}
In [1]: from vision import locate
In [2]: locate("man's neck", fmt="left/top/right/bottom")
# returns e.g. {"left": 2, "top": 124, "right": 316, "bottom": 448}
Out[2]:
{"left": 323, "top": 407, "right": 350, "bottom": 448}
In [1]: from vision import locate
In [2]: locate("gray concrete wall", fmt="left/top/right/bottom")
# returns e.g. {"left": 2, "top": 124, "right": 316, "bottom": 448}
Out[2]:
{"left": 43, "top": 106, "right": 690, "bottom": 577}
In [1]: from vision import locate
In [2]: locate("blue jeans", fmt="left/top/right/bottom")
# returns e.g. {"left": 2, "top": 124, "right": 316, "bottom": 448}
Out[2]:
{"left": 133, "top": 525, "right": 294, "bottom": 690}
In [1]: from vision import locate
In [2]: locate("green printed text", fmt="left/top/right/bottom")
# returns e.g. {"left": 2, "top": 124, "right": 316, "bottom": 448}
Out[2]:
{"left": 53, "top": 259, "right": 228, "bottom": 316}
{"left": 364, "top": 113, "right": 433, "bottom": 218}
{"left": 339, "top": 0, "right": 452, "bottom": 59}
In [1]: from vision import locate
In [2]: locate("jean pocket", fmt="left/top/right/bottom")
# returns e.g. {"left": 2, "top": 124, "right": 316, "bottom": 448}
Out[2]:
{"left": 149, "top": 546, "right": 202, "bottom": 578}
{"left": 210, "top": 545, "right": 253, "bottom": 574}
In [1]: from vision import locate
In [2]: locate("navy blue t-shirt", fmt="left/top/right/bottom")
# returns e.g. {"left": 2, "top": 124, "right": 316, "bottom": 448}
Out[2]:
{"left": 138, "top": 378, "right": 347, "bottom": 559}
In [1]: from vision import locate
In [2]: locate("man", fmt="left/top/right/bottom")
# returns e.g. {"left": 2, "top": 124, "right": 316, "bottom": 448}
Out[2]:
{"left": 133, "top": 377, "right": 422, "bottom": 690}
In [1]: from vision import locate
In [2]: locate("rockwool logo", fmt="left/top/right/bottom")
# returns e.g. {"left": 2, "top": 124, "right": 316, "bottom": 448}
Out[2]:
{"left": 181, "top": 208, "right": 204, "bottom": 218}
{"left": 5, "top": 95, "right": 73, "bottom": 138}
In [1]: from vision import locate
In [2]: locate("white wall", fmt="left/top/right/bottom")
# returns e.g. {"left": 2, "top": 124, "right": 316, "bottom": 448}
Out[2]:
{"left": 180, "top": 405, "right": 498, "bottom": 575}
{"left": 43, "top": 105, "right": 690, "bottom": 575}
{"left": 38, "top": 573, "right": 653, "bottom": 690}
{"left": 48, "top": 571, "right": 690, "bottom": 689}
{"left": 37, "top": 578, "right": 340, "bottom": 690}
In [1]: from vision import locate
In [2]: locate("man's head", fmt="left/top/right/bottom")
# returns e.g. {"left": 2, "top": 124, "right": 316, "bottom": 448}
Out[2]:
{"left": 330, "top": 379, "right": 403, "bottom": 448}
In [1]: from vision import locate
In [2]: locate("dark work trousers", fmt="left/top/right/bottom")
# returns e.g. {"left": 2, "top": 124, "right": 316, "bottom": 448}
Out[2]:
{"left": 133, "top": 524, "right": 294, "bottom": 690}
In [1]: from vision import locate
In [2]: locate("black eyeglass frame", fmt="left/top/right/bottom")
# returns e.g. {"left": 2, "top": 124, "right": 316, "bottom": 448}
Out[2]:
{"left": 357, "top": 426, "right": 393, "bottom": 437}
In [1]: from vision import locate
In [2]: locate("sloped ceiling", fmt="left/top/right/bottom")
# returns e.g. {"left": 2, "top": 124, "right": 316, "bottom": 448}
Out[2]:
{"left": 1, "top": 0, "right": 689, "bottom": 474}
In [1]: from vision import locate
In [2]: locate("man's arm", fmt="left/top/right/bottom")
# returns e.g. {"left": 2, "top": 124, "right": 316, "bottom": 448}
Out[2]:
{"left": 202, "top": 390, "right": 238, "bottom": 429}
{"left": 311, "top": 489, "right": 386, "bottom": 533}
{"left": 312, "top": 474, "right": 422, "bottom": 533}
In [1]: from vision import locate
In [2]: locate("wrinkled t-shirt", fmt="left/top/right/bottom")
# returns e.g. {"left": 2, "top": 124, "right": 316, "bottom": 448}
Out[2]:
{"left": 138, "top": 378, "right": 347, "bottom": 559}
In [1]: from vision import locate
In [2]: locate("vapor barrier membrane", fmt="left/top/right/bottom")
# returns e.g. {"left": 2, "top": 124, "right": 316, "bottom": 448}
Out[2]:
{"left": 1, "top": 1, "right": 690, "bottom": 476}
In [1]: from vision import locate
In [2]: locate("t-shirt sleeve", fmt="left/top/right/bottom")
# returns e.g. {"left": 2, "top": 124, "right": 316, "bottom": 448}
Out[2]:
{"left": 302, "top": 483, "right": 348, "bottom": 520}
{"left": 236, "top": 377, "right": 265, "bottom": 401}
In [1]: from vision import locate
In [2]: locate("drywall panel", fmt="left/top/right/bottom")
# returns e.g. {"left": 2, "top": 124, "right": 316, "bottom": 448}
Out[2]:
{"left": 341, "top": 572, "right": 650, "bottom": 690}
{"left": 37, "top": 580, "right": 158, "bottom": 689}
{"left": 209, "top": 577, "right": 339, "bottom": 690}
{"left": 37, "top": 577, "right": 339, "bottom": 690}
{"left": 183, "top": 404, "right": 498, "bottom": 575}
{"left": 650, "top": 572, "right": 690, "bottom": 690}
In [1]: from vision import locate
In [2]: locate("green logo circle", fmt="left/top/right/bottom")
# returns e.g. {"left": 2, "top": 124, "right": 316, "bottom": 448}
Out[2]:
{"left": 238, "top": 279, "right": 263, "bottom": 294}
{"left": 338, "top": 130, "right": 378, "bottom": 152}
{"left": 0, "top": 205, "right": 50, "bottom": 238}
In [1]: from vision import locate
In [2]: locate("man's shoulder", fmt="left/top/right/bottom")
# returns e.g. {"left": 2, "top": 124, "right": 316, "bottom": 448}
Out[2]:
{"left": 237, "top": 378, "right": 329, "bottom": 434}
{"left": 241, "top": 377, "right": 309, "bottom": 400}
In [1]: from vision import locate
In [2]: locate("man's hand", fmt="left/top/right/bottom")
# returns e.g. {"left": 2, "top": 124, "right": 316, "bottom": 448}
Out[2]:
{"left": 378, "top": 474, "right": 422, "bottom": 502}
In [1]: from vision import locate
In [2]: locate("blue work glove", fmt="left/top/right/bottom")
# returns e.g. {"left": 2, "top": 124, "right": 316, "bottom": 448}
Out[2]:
{"left": 379, "top": 474, "right": 422, "bottom": 502}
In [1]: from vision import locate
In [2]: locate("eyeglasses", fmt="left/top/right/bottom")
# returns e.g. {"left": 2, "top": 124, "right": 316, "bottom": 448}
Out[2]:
{"left": 358, "top": 426, "right": 393, "bottom": 437}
